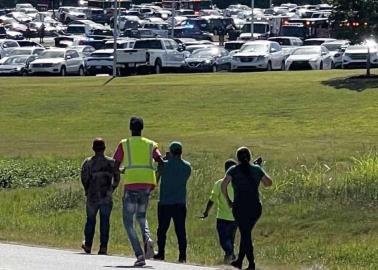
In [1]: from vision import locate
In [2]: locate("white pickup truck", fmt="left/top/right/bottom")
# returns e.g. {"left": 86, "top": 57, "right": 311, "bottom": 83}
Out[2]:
{"left": 117, "top": 38, "right": 186, "bottom": 74}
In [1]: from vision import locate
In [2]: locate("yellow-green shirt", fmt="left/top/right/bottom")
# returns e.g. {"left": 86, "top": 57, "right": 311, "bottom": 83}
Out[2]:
{"left": 209, "top": 179, "right": 234, "bottom": 221}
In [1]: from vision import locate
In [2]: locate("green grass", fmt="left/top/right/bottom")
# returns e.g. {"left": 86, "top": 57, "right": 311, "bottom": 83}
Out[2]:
{"left": 0, "top": 70, "right": 377, "bottom": 270}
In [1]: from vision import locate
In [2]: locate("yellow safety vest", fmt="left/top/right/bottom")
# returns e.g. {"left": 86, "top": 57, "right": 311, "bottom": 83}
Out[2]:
{"left": 121, "top": 136, "right": 157, "bottom": 186}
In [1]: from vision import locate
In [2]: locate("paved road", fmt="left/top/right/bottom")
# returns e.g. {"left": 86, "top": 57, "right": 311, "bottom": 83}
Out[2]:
{"left": 0, "top": 243, "right": 222, "bottom": 270}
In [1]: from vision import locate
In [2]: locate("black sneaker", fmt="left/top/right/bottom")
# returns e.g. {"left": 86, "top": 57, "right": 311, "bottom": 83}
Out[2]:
{"left": 178, "top": 255, "right": 186, "bottom": 264}
{"left": 153, "top": 253, "right": 165, "bottom": 261}
{"left": 81, "top": 241, "right": 91, "bottom": 254}
{"left": 98, "top": 246, "right": 108, "bottom": 255}
{"left": 230, "top": 260, "right": 243, "bottom": 269}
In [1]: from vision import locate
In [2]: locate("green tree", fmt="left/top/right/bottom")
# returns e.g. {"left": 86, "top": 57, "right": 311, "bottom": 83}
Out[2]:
{"left": 329, "top": 0, "right": 378, "bottom": 42}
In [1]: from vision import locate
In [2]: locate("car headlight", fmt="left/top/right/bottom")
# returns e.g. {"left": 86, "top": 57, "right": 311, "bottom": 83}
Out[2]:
{"left": 204, "top": 59, "right": 211, "bottom": 64}
{"left": 232, "top": 56, "right": 239, "bottom": 61}
{"left": 343, "top": 53, "right": 351, "bottom": 58}
{"left": 257, "top": 56, "right": 266, "bottom": 61}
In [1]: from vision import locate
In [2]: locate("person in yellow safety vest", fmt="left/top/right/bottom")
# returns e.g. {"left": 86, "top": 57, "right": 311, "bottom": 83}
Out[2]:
{"left": 113, "top": 116, "right": 164, "bottom": 267}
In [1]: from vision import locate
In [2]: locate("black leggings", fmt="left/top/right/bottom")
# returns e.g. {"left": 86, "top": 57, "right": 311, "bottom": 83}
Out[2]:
{"left": 233, "top": 203, "right": 262, "bottom": 268}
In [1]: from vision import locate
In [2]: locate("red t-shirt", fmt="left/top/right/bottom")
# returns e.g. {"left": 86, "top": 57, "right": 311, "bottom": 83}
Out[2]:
{"left": 113, "top": 141, "right": 162, "bottom": 191}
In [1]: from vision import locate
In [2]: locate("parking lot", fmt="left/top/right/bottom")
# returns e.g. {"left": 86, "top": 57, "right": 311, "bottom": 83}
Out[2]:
{"left": 0, "top": 1, "right": 377, "bottom": 77}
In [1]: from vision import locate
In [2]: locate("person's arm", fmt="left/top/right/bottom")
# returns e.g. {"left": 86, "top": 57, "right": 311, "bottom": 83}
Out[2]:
{"left": 112, "top": 160, "right": 121, "bottom": 192}
{"left": 200, "top": 200, "right": 214, "bottom": 219}
{"left": 221, "top": 175, "right": 233, "bottom": 208}
{"left": 152, "top": 146, "right": 164, "bottom": 164}
{"left": 113, "top": 142, "right": 124, "bottom": 173}
{"left": 80, "top": 159, "right": 90, "bottom": 196}
{"left": 261, "top": 174, "right": 273, "bottom": 187}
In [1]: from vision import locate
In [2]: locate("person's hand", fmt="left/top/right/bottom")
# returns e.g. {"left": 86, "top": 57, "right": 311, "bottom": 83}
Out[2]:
{"left": 199, "top": 212, "right": 208, "bottom": 219}
{"left": 253, "top": 157, "right": 263, "bottom": 166}
{"left": 227, "top": 200, "right": 233, "bottom": 209}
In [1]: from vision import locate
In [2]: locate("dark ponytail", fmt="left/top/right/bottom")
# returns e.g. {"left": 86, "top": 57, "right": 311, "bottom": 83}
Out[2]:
{"left": 236, "top": 147, "right": 252, "bottom": 178}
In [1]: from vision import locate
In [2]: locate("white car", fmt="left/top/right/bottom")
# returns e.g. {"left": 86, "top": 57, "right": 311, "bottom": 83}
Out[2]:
{"left": 142, "top": 22, "right": 169, "bottom": 38}
{"left": 29, "top": 48, "right": 85, "bottom": 76}
{"left": 5, "top": 47, "right": 45, "bottom": 57}
{"left": 231, "top": 40, "right": 285, "bottom": 71}
{"left": 0, "top": 39, "right": 20, "bottom": 58}
{"left": 86, "top": 49, "right": 115, "bottom": 75}
{"left": 342, "top": 45, "right": 378, "bottom": 69}
{"left": 322, "top": 40, "right": 350, "bottom": 68}
{"left": 286, "top": 46, "right": 333, "bottom": 70}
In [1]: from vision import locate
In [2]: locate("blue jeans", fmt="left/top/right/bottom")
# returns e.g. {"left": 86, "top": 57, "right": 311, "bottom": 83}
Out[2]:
{"left": 84, "top": 201, "right": 113, "bottom": 248}
{"left": 123, "top": 189, "right": 152, "bottom": 257}
{"left": 216, "top": 218, "right": 238, "bottom": 257}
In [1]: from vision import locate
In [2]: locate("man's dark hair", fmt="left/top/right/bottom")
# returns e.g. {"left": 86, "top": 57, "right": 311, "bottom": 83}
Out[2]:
{"left": 129, "top": 116, "right": 144, "bottom": 131}
{"left": 224, "top": 159, "right": 237, "bottom": 172}
{"left": 92, "top": 138, "right": 105, "bottom": 152}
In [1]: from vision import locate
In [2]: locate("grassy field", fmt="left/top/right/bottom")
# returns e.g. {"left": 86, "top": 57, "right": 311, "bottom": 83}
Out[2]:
{"left": 0, "top": 70, "right": 377, "bottom": 270}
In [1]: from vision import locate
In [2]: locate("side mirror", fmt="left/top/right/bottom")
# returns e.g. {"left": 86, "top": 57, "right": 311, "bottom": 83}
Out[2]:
{"left": 178, "top": 44, "right": 185, "bottom": 52}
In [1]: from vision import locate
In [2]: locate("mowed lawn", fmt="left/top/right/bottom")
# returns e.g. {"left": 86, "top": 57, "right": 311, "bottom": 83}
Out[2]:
{"left": 0, "top": 70, "right": 377, "bottom": 160}
{"left": 0, "top": 70, "right": 377, "bottom": 270}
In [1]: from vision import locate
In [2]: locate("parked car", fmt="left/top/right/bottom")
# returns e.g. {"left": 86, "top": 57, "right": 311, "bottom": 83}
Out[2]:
{"left": 0, "top": 39, "right": 20, "bottom": 58}
{"left": 5, "top": 47, "right": 45, "bottom": 57}
{"left": 0, "top": 54, "right": 36, "bottom": 75}
{"left": 16, "top": 40, "right": 43, "bottom": 47}
{"left": 303, "top": 38, "right": 336, "bottom": 46}
{"left": 322, "top": 40, "right": 350, "bottom": 68}
{"left": 132, "top": 38, "right": 186, "bottom": 73}
{"left": 142, "top": 22, "right": 169, "bottom": 38}
{"left": 68, "top": 45, "right": 95, "bottom": 58}
{"left": 185, "top": 47, "right": 232, "bottom": 72}
{"left": 285, "top": 45, "right": 333, "bottom": 70}
{"left": 86, "top": 49, "right": 115, "bottom": 75}
{"left": 29, "top": 48, "right": 85, "bottom": 76}
{"left": 185, "top": 44, "right": 215, "bottom": 54}
{"left": 342, "top": 44, "right": 378, "bottom": 69}
{"left": 231, "top": 40, "right": 285, "bottom": 71}
{"left": 268, "top": 36, "right": 303, "bottom": 58}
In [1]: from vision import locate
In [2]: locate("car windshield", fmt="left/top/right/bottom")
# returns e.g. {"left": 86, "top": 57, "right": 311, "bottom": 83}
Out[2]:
{"left": 281, "top": 26, "right": 308, "bottom": 38}
{"left": 242, "top": 24, "right": 268, "bottom": 34}
{"left": 4, "top": 56, "right": 29, "bottom": 64}
{"left": 292, "top": 47, "right": 320, "bottom": 55}
{"left": 304, "top": 40, "right": 326, "bottom": 46}
{"left": 11, "top": 49, "right": 32, "bottom": 55}
{"left": 240, "top": 44, "right": 269, "bottom": 53}
{"left": 269, "top": 38, "right": 292, "bottom": 46}
{"left": 134, "top": 40, "right": 163, "bottom": 49}
{"left": 192, "top": 48, "right": 221, "bottom": 57}
{"left": 40, "top": 51, "right": 65, "bottom": 58}
{"left": 91, "top": 52, "right": 112, "bottom": 57}
{"left": 323, "top": 43, "right": 344, "bottom": 51}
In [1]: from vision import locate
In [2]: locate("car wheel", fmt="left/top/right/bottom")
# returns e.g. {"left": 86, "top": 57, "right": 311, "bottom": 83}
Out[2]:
{"left": 281, "top": 61, "right": 285, "bottom": 71}
{"left": 266, "top": 61, "right": 272, "bottom": 71}
{"left": 331, "top": 61, "right": 335, "bottom": 69}
{"left": 78, "top": 66, "right": 85, "bottom": 76}
{"left": 60, "top": 66, "right": 66, "bottom": 76}
{"left": 212, "top": 64, "right": 218, "bottom": 73}
{"left": 21, "top": 69, "right": 28, "bottom": 76}
{"left": 319, "top": 61, "right": 324, "bottom": 70}
{"left": 154, "top": 59, "right": 162, "bottom": 74}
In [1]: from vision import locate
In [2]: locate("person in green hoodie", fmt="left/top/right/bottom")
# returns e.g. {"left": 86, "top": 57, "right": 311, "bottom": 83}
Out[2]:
{"left": 200, "top": 159, "right": 238, "bottom": 264}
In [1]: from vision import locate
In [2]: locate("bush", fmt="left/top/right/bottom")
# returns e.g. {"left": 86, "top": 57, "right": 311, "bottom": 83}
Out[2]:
{"left": 0, "top": 158, "right": 80, "bottom": 189}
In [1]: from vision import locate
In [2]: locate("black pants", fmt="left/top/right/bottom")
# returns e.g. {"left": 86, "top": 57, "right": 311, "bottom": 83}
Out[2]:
{"left": 233, "top": 202, "right": 262, "bottom": 269}
{"left": 157, "top": 203, "right": 187, "bottom": 259}
{"left": 216, "top": 219, "right": 237, "bottom": 256}
{"left": 84, "top": 201, "right": 113, "bottom": 248}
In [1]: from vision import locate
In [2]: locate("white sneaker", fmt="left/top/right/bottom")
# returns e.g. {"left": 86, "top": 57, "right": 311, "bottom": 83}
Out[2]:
{"left": 134, "top": 255, "right": 146, "bottom": 267}
{"left": 144, "top": 239, "right": 155, "bottom": 259}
